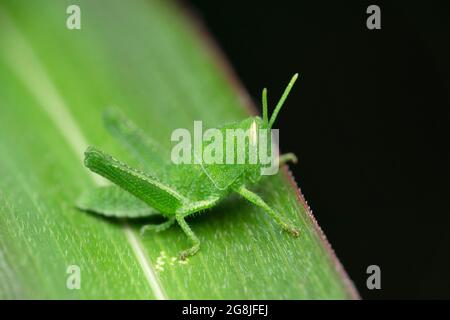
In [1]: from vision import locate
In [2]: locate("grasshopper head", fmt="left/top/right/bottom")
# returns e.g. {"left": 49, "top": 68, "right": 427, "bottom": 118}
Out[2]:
{"left": 244, "top": 73, "right": 299, "bottom": 181}
{"left": 202, "top": 74, "right": 299, "bottom": 188}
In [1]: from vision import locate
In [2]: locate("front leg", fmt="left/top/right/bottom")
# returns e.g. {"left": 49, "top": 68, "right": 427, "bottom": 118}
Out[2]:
{"left": 235, "top": 185, "right": 300, "bottom": 237}
{"left": 279, "top": 153, "right": 298, "bottom": 167}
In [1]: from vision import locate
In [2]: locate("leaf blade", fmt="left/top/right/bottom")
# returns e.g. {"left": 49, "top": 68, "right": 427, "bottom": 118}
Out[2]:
{"left": 0, "top": 0, "right": 358, "bottom": 299}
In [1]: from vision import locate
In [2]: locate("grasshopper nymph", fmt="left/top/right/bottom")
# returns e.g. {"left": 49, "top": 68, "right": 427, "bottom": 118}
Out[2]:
{"left": 77, "top": 74, "right": 300, "bottom": 260}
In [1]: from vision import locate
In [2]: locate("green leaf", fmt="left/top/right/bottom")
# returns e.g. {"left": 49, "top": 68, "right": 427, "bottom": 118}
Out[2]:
{"left": 0, "top": 0, "right": 358, "bottom": 299}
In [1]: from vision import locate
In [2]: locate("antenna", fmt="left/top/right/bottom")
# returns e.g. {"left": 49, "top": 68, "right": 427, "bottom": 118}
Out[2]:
{"left": 262, "top": 88, "right": 268, "bottom": 125}
{"left": 268, "top": 73, "right": 298, "bottom": 128}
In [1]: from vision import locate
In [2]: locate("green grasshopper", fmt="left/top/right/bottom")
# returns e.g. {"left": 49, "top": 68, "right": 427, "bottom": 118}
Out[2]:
{"left": 77, "top": 74, "right": 300, "bottom": 260}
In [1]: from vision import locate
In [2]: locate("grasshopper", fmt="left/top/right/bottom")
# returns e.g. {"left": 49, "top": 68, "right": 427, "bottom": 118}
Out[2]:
{"left": 78, "top": 74, "right": 300, "bottom": 260}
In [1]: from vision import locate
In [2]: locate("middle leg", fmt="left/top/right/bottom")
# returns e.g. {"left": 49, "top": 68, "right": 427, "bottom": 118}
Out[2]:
{"left": 176, "top": 214, "right": 201, "bottom": 260}
{"left": 140, "top": 217, "right": 176, "bottom": 235}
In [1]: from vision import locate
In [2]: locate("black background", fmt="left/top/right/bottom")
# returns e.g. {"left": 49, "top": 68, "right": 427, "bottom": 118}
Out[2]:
{"left": 187, "top": 0, "right": 450, "bottom": 299}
